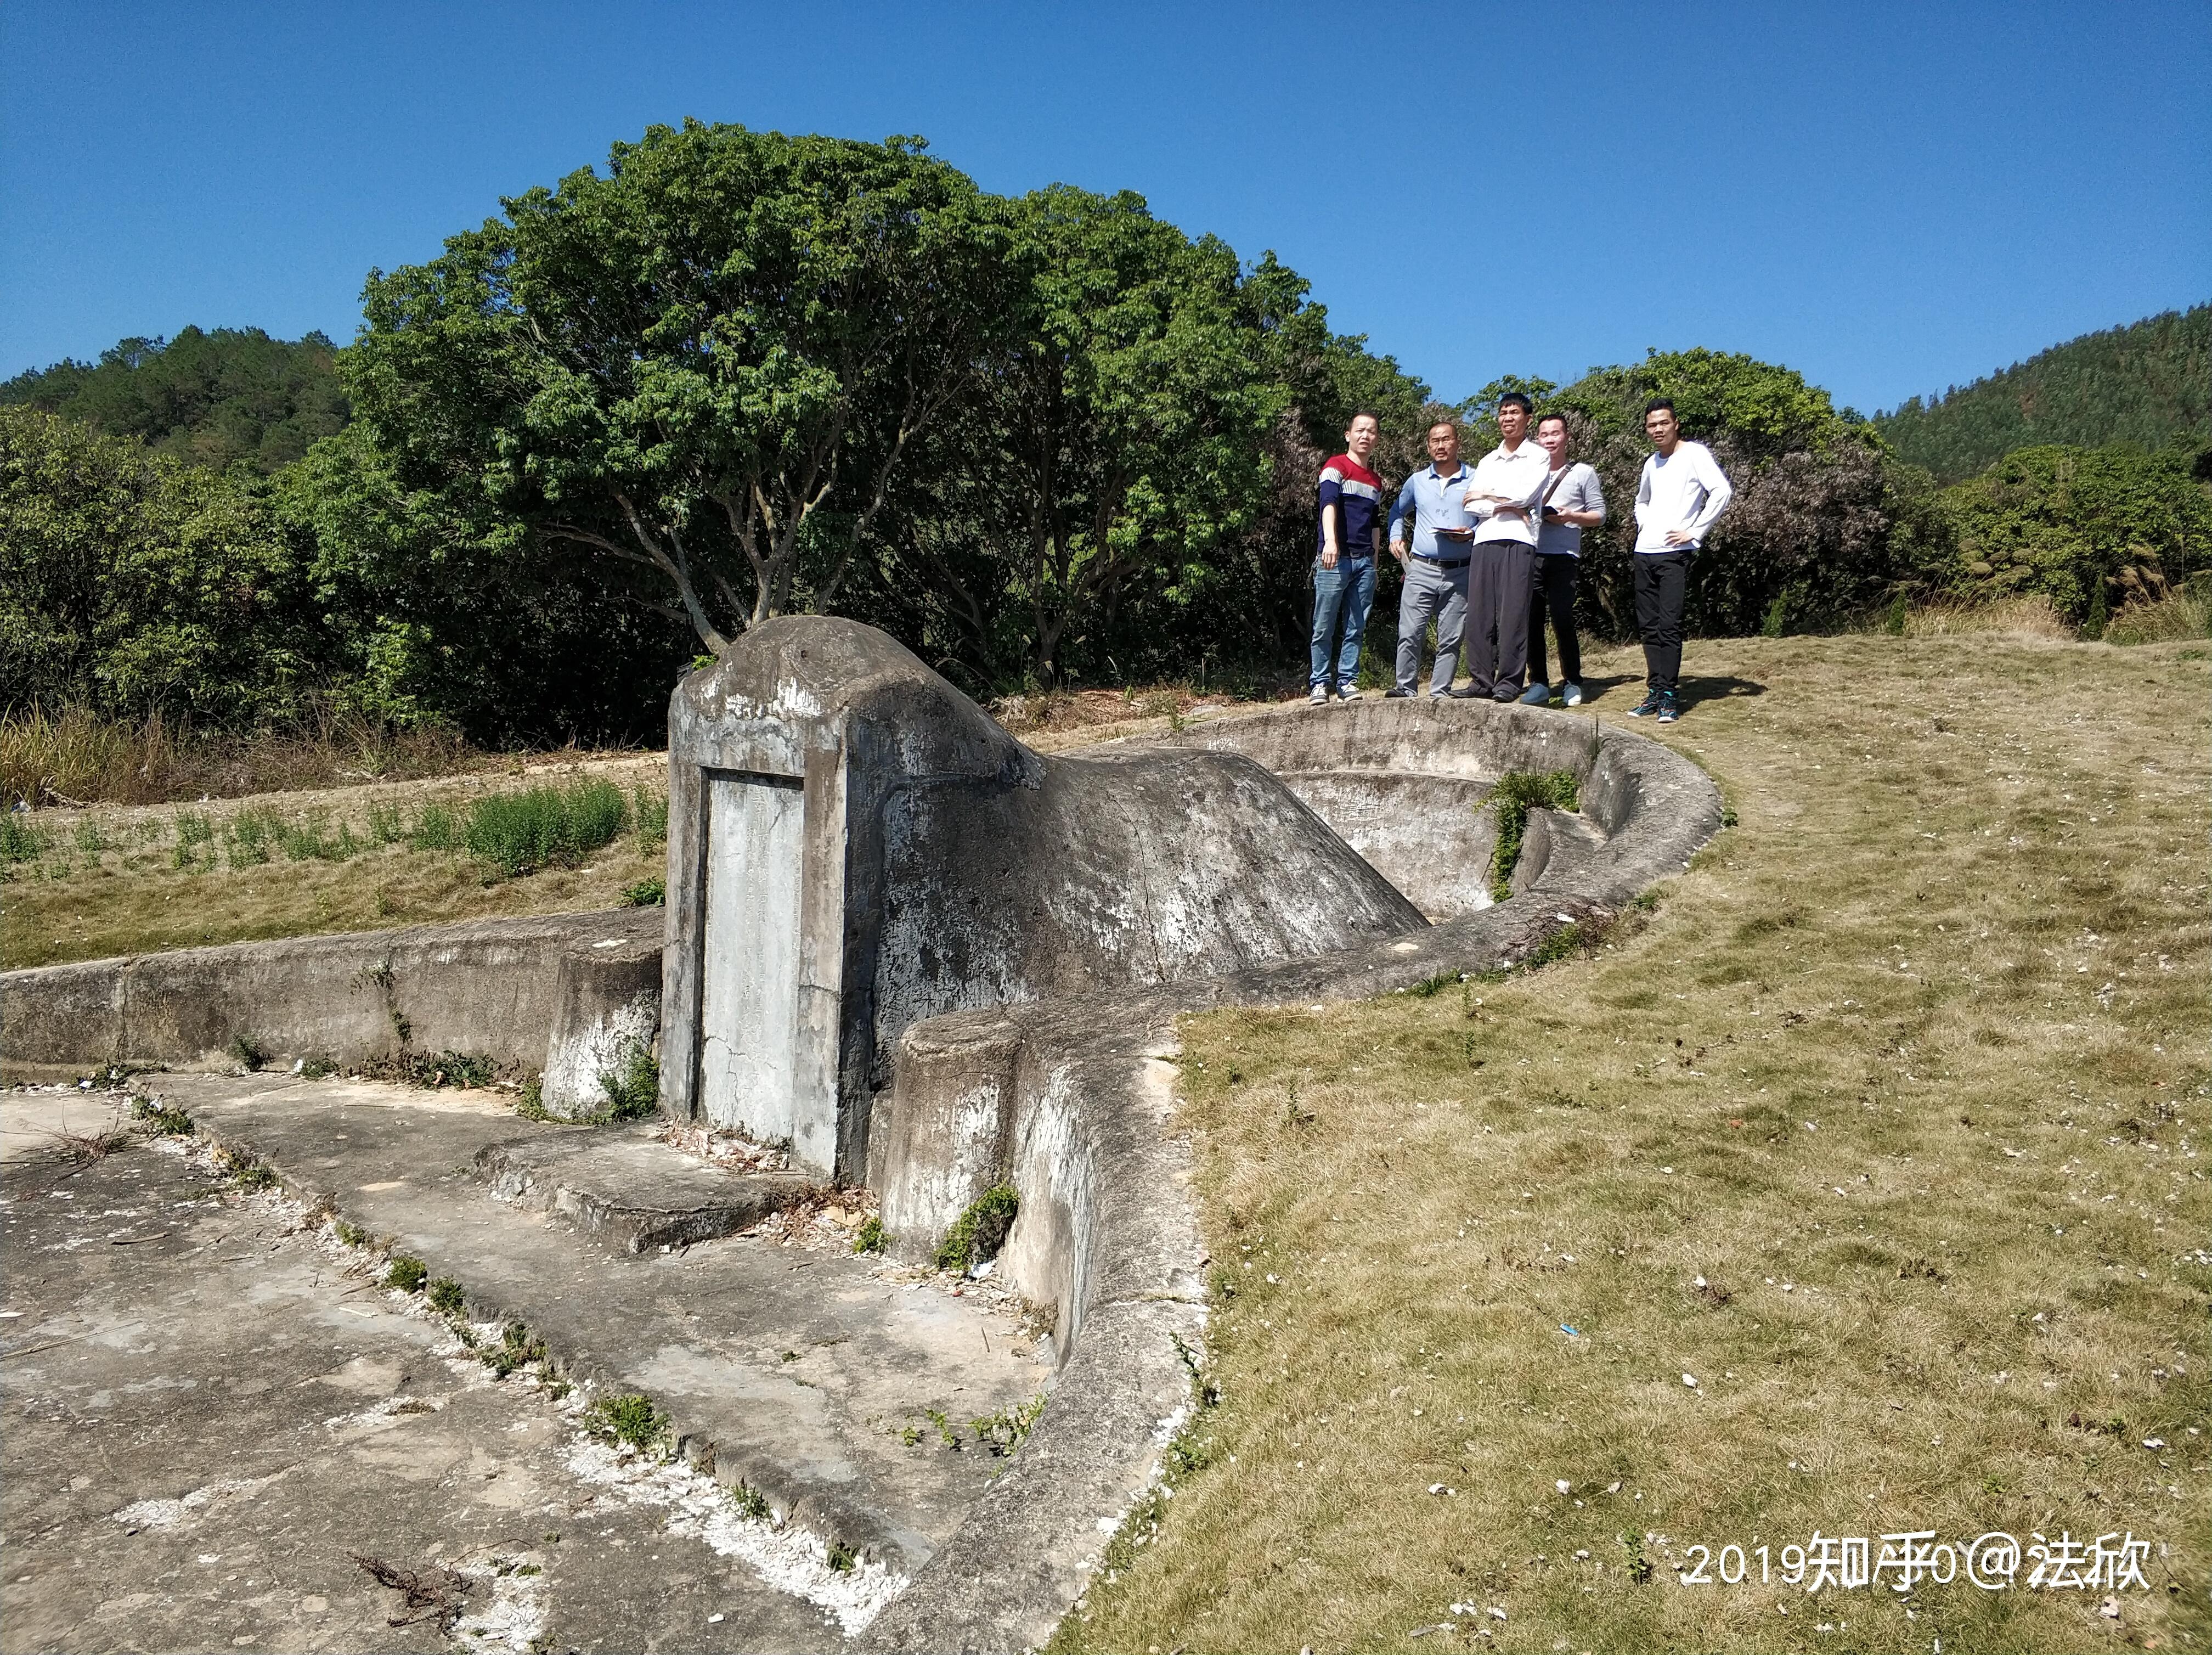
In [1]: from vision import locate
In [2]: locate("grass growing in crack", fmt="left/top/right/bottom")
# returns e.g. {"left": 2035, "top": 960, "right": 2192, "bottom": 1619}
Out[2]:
{"left": 594, "top": 1043, "right": 658, "bottom": 1122}
{"left": 425, "top": 1277, "right": 465, "bottom": 1315}
{"left": 1406, "top": 968, "right": 1461, "bottom": 998}
{"left": 933, "top": 1183, "right": 1018, "bottom": 1274}
{"left": 825, "top": 1539, "right": 857, "bottom": 1574}
{"left": 1486, "top": 768, "right": 1579, "bottom": 901}
{"left": 969, "top": 1392, "right": 1048, "bottom": 1457}
{"left": 228, "top": 1032, "right": 269, "bottom": 1072}
{"left": 220, "top": 1150, "right": 276, "bottom": 1191}
{"left": 515, "top": 1075, "right": 552, "bottom": 1122}
{"left": 383, "top": 1255, "right": 427, "bottom": 1293}
{"left": 728, "top": 1482, "right": 771, "bottom": 1522}
{"left": 333, "top": 1219, "right": 369, "bottom": 1247}
{"left": 582, "top": 1392, "right": 669, "bottom": 1454}
{"left": 1051, "top": 634, "right": 2212, "bottom": 1655}
{"left": 131, "top": 1097, "right": 193, "bottom": 1135}
{"left": 851, "top": 1214, "right": 887, "bottom": 1255}
{"left": 360, "top": 1049, "right": 499, "bottom": 1090}
{"left": 483, "top": 1321, "right": 548, "bottom": 1378}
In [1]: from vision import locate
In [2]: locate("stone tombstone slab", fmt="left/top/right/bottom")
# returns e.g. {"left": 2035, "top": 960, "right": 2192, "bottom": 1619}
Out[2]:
{"left": 662, "top": 618, "right": 1424, "bottom": 1180}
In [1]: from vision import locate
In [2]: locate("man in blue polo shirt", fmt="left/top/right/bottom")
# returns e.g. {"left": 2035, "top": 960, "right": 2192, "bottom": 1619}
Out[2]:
{"left": 1385, "top": 418, "right": 1476, "bottom": 697}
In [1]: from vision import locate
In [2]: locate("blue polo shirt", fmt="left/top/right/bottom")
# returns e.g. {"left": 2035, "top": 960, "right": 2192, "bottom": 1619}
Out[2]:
{"left": 1387, "top": 463, "right": 1477, "bottom": 560}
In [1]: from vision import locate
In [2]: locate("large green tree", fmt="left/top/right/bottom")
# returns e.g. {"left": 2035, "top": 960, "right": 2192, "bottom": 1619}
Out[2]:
{"left": 345, "top": 121, "right": 1021, "bottom": 655}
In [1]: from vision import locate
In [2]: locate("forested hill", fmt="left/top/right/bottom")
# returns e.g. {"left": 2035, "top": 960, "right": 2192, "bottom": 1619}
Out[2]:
{"left": 0, "top": 326, "right": 348, "bottom": 475}
{"left": 1872, "top": 305, "right": 2210, "bottom": 483}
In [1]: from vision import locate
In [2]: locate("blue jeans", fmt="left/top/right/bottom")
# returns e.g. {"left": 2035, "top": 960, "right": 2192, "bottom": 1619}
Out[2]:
{"left": 1309, "top": 555, "right": 1376, "bottom": 689}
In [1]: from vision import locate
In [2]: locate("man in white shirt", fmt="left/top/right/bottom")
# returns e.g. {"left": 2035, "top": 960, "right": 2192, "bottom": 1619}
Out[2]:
{"left": 1518, "top": 412, "right": 1606, "bottom": 708}
{"left": 1455, "top": 392, "right": 1551, "bottom": 702}
{"left": 1627, "top": 399, "right": 1733, "bottom": 724}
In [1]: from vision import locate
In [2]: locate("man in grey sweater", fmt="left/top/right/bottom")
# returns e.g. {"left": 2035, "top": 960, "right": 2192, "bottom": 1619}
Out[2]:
{"left": 1517, "top": 413, "right": 1606, "bottom": 707}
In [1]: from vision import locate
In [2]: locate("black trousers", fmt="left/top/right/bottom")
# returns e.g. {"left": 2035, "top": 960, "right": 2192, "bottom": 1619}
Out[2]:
{"left": 1527, "top": 554, "right": 1581, "bottom": 685}
{"left": 1466, "top": 538, "right": 1535, "bottom": 699}
{"left": 1633, "top": 551, "right": 1692, "bottom": 695}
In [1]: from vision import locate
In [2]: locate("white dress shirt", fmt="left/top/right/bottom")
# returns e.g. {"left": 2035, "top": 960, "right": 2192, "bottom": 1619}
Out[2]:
{"left": 1633, "top": 440, "right": 1734, "bottom": 553}
{"left": 1467, "top": 439, "right": 1551, "bottom": 549}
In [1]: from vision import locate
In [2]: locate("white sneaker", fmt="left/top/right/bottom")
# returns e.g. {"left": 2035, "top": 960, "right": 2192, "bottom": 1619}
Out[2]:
{"left": 1309, "top": 683, "right": 1329, "bottom": 705}
{"left": 1561, "top": 682, "right": 1582, "bottom": 707}
{"left": 1337, "top": 685, "right": 1363, "bottom": 702}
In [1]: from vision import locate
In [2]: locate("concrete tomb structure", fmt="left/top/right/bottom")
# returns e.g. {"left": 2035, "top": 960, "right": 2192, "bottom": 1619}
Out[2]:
{"left": 0, "top": 616, "right": 1724, "bottom": 1653}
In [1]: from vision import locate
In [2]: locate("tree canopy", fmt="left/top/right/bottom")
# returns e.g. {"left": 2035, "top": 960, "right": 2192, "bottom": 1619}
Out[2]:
{"left": 1873, "top": 305, "right": 2211, "bottom": 483}
{"left": 0, "top": 327, "right": 349, "bottom": 475}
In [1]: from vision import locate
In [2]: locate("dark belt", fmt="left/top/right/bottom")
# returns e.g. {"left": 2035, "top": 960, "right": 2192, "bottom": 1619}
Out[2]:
{"left": 1413, "top": 551, "right": 1470, "bottom": 567}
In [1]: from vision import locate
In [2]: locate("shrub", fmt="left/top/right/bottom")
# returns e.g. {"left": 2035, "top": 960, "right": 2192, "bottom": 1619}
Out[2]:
{"left": 596, "top": 1044, "right": 659, "bottom": 1122}
{"left": 852, "top": 1215, "right": 888, "bottom": 1255}
{"left": 464, "top": 778, "right": 627, "bottom": 877}
{"left": 1488, "top": 769, "right": 1580, "bottom": 901}
{"left": 426, "top": 1276, "right": 465, "bottom": 1315}
{"left": 619, "top": 876, "right": 664, "bottom": 907}
{"left": 408, "top": 801, "right": 459, "bottom": 852}
{"left": 384, "top": 1255, "right": 427, "bottom": 1292}
{"left": 934, "top": 1183, "right": 1019, "bottom": 1274}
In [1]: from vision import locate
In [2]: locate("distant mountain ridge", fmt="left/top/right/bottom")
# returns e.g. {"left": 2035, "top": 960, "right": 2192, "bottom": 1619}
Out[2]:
{"left": 1872, "top": 305, "right": 2210, "bottom": 484}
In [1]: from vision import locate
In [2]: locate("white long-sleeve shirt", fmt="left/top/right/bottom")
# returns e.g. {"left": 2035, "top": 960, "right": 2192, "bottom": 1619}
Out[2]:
{"left": 1467, "top": 439, "right": 1551, "bottom": 549}
{"left": 1633, "top": 440, "right": 1733, "bottom": 553}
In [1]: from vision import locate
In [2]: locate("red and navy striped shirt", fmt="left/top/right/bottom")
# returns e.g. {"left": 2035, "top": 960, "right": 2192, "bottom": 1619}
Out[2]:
{"left": 1317, "top": 454, "right": 1384, "bottom": 558}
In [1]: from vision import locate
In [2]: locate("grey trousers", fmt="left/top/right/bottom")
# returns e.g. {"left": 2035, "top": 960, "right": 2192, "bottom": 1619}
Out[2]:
{"left": 1466, "top": 538, "right": 1536, "bottom": 699}
{"left": 1394, "top": 554, "right": 1470, "bottom": 694}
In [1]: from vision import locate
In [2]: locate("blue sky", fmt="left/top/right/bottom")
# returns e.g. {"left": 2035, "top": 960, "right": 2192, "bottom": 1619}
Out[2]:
{"left": 4, "top": 2, "right": 2207, "bottom": 414}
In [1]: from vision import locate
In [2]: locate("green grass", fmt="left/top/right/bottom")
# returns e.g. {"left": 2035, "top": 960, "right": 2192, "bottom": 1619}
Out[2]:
{"left": 1489, "top": 768, "right": 1581, "bottom": 900}
{"left": 594, "top": 1043, "right": 659, "bottom": 1122}
{"left": 464, "top": 778, "right": 628, "bottom": 877}
{"left": 1055, "top": 633, "right": 2210, "bottom": 1655}
{"left": 582, "top": 1391, "right": 669, "bottom": 1454}
{"left": 934, "top": 1183, "right": 1019, "bottom": 1274}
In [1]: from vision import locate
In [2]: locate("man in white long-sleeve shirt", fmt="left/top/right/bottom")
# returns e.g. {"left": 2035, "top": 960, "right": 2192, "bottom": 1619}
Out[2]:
{"left": 1457, "top": 392, "right": 1551, "bottom": 702}
{"left": 1627, "top": 399, "right": 1733, "bottom": 723}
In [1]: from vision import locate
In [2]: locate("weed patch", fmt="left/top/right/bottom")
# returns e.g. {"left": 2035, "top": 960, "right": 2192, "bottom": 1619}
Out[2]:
{"left": 464, "top": 779, "right": 627, "bottom": 877}
{"left": 970, "top": 1392, "right": 1047, "bottom": 1457}
{"left": 594, "top": 1043, "right": 659, "bottom": 1122}
{"left": 851, "top": 1214, "right": 887, "bottom": 1254}
{"left": 934, "top": 1183, "right": 1018, "bottom": 1274}
{"left": 582, "top": 1391, "right": 669, "bottom": 1454}
{"left": 1487, "top": 768, "right": 1579, "bottom": 900}
{"left": 619, "top": 876, "right": 665, "bottom": 907}
{"left": 131, "top": 1097, "right": 193, "bottom": 1136}
{"left": 425, "top": 1277, "right": 465, "bottom": 1315}
{"left": 359, "top": 1049, "right": 500, "bottom": 1090}
{"left": 383, "top": 1255, "right": 427, "bottom": 1293}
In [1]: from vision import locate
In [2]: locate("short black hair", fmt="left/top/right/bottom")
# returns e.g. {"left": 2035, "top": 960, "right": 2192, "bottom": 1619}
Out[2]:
{"left": 1536, "top": 411, "right": 1568, "bottom": 430}
{"left": 1426, "top": 417, "right": 1459, "bottom": 437}
{"left": 1644, "top": 398, "right": 1676, "bottom": 418}
{"left": 1497, "top": 391, "right": 1533, "bottom": 414}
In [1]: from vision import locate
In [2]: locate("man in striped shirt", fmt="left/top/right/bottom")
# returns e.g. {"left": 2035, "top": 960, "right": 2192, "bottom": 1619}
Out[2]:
{"left": 1309, "top": 413, "right": 1384, "bottom": 704}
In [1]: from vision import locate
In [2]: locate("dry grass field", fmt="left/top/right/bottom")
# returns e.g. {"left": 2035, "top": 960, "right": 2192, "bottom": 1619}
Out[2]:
{"left": 0, "top": 755, "right": 667, "bottom": 969}
{"left": 1055, "top": 633, "right": 2209, "bottom": 1655}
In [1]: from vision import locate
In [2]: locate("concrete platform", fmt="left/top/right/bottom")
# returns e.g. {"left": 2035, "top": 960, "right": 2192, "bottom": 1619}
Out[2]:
{"left": 475, "top": 1127, "right": 816, "bottom": 1256}
{"left": 1, "top": 1078, "right": 1052, "bottom": 1650}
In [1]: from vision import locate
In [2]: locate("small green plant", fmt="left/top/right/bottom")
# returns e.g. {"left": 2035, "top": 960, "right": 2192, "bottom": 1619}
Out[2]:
{"left": 75, "top": 818, "right": 111, "bottom": 854}
{"left": 408, "top": 802, "right": 459, "bottom": 852}
{"left": 228, "top": 1032, "right": 269, "bottom": 1072}
{"left": 934, "top": 1183, "right": 1018, "bottom": 1274}
{"left": 516, "top": 1074, "right": 551, "bottom": 1122}
{"left": 1621, "top": 1528, "right": 1654, "bottom": 1585}
{"left": 729, "top": 1482, "right": 772, "bottom": 1522}
{"left": 132, "top": 1096, "right": 194, "bottom": 1135}
{"left": 582, "top": 1391, "right": 669, "bottom": 1454}
{"left": 334, "top": 1219, "right": 369, "bottom": 1247}
{"left": 426, "top": 1277, "right": 465, "bottom": 1315}
{"left": 595, "top": 1043, "right": 659, "bottom": 1122}
{"left": 0, "top": 815, "right": 52, "bottom": 864}
{"left": 970, "top": 1392, "right": 1047, "bottom": 1457}
{"left": 464, "top": 779, "right": 628, "bottom": 877}
{"left": 225, "top": 808, "right": 276, "bottom": 867}
{"left": 632, "top": 787, "right": 669, "bottom": 846}
{"left": 385, "top": 1255, "right": 428, "bottom": 1293}
{"left": 851, "top": 1215, "right": 887, "bottom": 1255}
{"left": 1883, "top": 591, "right": 1909, "bottom": 635}
{"left": 926, "top": 1406, "right": 960, "bottom": 1448}
{"left": 1487, "top": 769, "right": 1580, "bottom": 900}
{"left": 484, "top": 1321, "right": 546, "bottom": 1377}
{"left": 1280, "top": 1077, "right": 1314, "bottom": 1129}
{"left": 900, "top": 1423, "right": 924, "bottom": 1448}
{"left": 362, "top": 1049, "right": 498, "bottom": 1090}
{"left": 230, "top": 1159, "right": 277, "bottom": 1191}
{"left": 619, "top": 876, "right": 665, "bottom": 907}
{"left": 172, "top": 810, "right": 215, "bottom": 868}
{"left": 826, "top": 1539, "right": 857, "bottom": 1574}
{"left": 1407, "top": 968, "right": 1459, "bottom": 998}
{"left": 365, "top": 802, "right": 406, "bottom": 845}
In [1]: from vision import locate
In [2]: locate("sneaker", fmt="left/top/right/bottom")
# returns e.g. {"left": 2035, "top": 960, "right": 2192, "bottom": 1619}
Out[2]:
{"left": 1516, "top": 681, "right": 1550, "bottom": 707}
{"left": 1561, "top": 682, "right": 1582, "bottom": 707}
{"left": 1309, "top": 683, "right": 1329, "bottom": 705}
{"left": 1655, "top": 692, "right": 1680, "bottom": 724}
{"left": 1384, "top": 686, "right": 1413, "bottom": 699}
{"left": 1337, "top": 685, "right": 1363, "bottom": 702}
{"left": 1627, "top": 691, "right": 1663, "bottom": 718}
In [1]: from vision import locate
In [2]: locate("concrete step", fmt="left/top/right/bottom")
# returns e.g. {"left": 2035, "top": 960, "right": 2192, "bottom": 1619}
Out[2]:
{"left": 133, "top": 1072, "right": 1053, "bottom": 1586}
{"left": 475, "top": 1126, "right": 817, "bottom": 1254}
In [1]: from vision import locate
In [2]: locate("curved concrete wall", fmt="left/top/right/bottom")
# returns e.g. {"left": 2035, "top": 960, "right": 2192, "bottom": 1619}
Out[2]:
{"left": 862, "top": 697, "right": 1725, "bottom": 1652}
